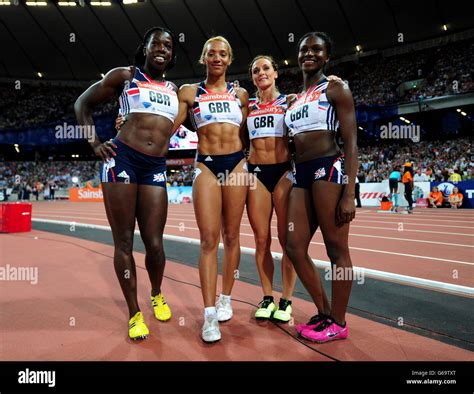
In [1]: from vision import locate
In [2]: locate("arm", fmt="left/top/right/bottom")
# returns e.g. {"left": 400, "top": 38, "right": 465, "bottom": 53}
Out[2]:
{"left": 328, "top": 80, "right": 358, "bottom": 225}
{"left": 74, "top": 67, "right": 131, "bottom": 160}
{"left": 172, "top": 84, "right": 196, "bottom": 133}
{"left": 236, "top": 87, "right": 249, "bottom": 150}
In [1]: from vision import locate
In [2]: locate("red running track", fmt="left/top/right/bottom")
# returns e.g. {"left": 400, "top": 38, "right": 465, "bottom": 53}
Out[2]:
{"left": 31, "top": 201, "right": 474, "bottom": 290}
{"left": 1, "top": 229, "right": 472, "bottom": 361}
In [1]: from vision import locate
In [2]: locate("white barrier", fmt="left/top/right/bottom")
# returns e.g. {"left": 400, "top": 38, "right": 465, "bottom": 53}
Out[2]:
{"left": 359, "top": 181, "right": 431, "bottom": 207}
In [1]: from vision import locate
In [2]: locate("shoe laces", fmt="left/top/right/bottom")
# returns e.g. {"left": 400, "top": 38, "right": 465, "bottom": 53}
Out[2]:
{"left": 307, "top": 314, "right": 326, "bottom": 325}
{"left": 313, "top": 317, "right": 332, "bottom": 332}
{"left": 152, "top": 294, "right": 166, "bottom": 307}
{"left": 258, "top": 298, "right": 273, "bottom": 309}
{"left": 278, "top": 299, "right": 291, "bottom": 311}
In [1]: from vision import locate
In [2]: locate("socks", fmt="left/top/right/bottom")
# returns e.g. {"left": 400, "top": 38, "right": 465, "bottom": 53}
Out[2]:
{"left": 263, "top": 295, "right": 274, "bottom": 302}
{"left": 394, "top": 193, "right": 399, "bottom": 206}
{"left": 204, "top": 307, "right": 216, "bottom": 318}
{"left": 219, "top": 294, "right": 231, "bottom": 302}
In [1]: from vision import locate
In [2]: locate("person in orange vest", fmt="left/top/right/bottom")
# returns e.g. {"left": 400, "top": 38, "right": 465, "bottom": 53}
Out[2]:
{"left": 427, "top": 186, "right": 443, "bottom": 208}
{"left": 402, "top": 162, "right": 414, "bottom": 213}
{"left": 448, "top": 186, "right": 463, "bottom": 209}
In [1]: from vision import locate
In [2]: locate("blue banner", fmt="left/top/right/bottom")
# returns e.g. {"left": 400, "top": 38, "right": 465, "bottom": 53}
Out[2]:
{"left": 0, "top": 115, "right": 116, "bottom": 146}
{"left": 430, "top": 180, "right": 474, "bottom": 209}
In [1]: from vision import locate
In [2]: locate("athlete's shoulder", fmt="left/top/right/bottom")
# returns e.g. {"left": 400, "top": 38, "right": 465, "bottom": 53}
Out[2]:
{"left": 167, "top": 81, "right": 178, "bottom": 93}
{"left": 235, "top": 87, "right": 249, "bottom": 103}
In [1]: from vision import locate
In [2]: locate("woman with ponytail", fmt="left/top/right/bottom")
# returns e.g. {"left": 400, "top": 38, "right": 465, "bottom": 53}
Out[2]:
{"left": 75, "top": 27, "right": 179, "bottom": 341}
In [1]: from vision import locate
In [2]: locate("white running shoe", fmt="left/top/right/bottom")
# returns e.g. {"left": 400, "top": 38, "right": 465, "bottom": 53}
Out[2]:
{"left": 216, "top": 295, "right": 233, "bottom": 322}
{"left": 201, "top": 315, "right": 221, "bottom": 343}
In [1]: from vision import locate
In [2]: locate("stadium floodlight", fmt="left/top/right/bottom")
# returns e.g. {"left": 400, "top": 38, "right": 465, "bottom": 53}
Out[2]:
{"left": 456, "top": 108, "right": 461, "bottom": 112}
{"left": 442, "top": 24, "right": 448, "bottom": 31}
{"left": 14, "top": 144, "right": 20, "bottom": 153}
{"left": 90, "top": 1, "right": 112, "bottom": 5}
{"left": 460, "top": 111, "right": 467, "bottom": 116}
{"left": 26, "top": 0, "right": 48, "bottom": 5}
{"left": 58, "top": 1, "right": 77, "bottom": 6}
{"left": 100, "top": 73, "right": 105, "bottom": 78}
{"left": 123, "top": 0, "right": 138, "bottom": 4}
{"left": 284, "top": 60, "right": 289, "bottom": 65}
{"left": 399, "top": 116, "right": 406, "bottom": 121}
{"left": 0, "top": 1, "right": 11, "bottom": 6}
{"left": 37, "top": 72, "right": 43, "bottom": 78}
{"left": 355, "top": 45, "right": 362, "bottom": 52}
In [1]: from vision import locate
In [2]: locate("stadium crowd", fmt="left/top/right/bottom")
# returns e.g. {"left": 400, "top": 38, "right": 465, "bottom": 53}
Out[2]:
{"left": 1, "top": 40, "right": 472, "bottom": 130}
{"left": 1, "top": 137, "right": 472, "bottom": 201}
{"left": 357, "top": 138, "right": 472, "bottom": 182}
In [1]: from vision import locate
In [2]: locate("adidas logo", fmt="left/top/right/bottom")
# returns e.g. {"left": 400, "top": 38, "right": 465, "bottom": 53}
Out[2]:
{"left": 254, "top": 166, "right": 261, "bottom": 172}
{"left": 117, "top": 171, "right": 129, "bottom": 178}
{"left": 204, "top": 156, "right": 213, "bottom": 161}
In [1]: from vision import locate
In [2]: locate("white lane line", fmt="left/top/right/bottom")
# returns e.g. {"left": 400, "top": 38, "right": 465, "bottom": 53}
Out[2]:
{"left": 164, "top": 216, "right": 474, "bottom": 238}
{"left": 354, "top": 219, "right": 473, "bottom": 230}
{"left": 350, "top": 225, "right": 474, "bottom": 237}
{"left": 355, "top": 214, "right": 474, "bottom": 223}
{"left": 40, "top": 212, "right": 471, "bottom": 240}
{"left": 31, "top": 218, "right": 474, "bottom": 298}
{"left": 33, "top": 217, "right": 474, "bottom": 266}
{"left": 347, "top": 233, "right": 474, "bottom": 248}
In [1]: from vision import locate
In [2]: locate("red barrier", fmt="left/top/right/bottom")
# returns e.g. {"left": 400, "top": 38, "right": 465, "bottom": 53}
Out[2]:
{"left": 0, "top": 203, "right": 32, "bottom": 233}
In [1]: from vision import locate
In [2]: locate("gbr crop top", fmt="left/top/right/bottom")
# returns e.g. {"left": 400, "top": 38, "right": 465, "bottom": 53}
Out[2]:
{"left": 247, "top": 94, "right": 287, "bottom": 140}
{"left": 119, "top": 66, "right": 178, "bottom": 122}
{"left": 190, "top": 81, "right": 242, "bottom": 130}
{"left": 284, "top": 78, "right": 339, "bottom": 135}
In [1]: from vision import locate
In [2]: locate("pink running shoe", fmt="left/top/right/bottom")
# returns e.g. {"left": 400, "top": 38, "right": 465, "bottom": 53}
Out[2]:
{"left": 300, "top": 318, "right": 348, "bottom": 343}
{"left": 295, "top": 314, "right": 329, "bottom": 335}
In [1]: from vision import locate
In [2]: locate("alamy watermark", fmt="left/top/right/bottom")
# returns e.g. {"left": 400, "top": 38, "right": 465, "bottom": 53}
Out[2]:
{"left": 380, "top": 122, "right": 420, "bottom": 143}
{"left": 0, "top": 264, "right": 38, "bottom": 285}
{"left": 324, "top": 266, "right": 364, "bottom": 285}
{"left": 55, "top": 122, "right": 95, "bottom": 143}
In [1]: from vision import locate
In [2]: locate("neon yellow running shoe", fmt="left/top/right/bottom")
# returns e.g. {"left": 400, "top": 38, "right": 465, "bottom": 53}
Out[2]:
{"left": 273, "top": 299, "right": 292, "bottom": 323}
{"left": 255, "top": 297, "right": 277, "bottom": 320}
{"left": 151, "top": 293, "right": 172, "bottom": 321}
{"left": 129, "top": 311, "right": 149, "bottom": 340}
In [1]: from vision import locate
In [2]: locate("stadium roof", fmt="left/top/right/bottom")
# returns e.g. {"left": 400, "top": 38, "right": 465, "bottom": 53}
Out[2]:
{"left": 0, "top": 0, "right": 472, "bottom": 81}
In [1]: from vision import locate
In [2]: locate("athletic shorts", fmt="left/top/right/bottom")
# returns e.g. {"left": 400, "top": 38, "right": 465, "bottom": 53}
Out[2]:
{"left": 195, "top": 151, "right": 245, "bottom": 180}
{"left": 389, "top": 179, "right": 399, "bottom": 191}
{"left": 100, "top": 138, "right": 167, "bottom": 187}
{"left": 293, "top": 154, "right": 345, "bottom": 190}
{"left": 248, "top": 161, "right": 292, "bottom": 193}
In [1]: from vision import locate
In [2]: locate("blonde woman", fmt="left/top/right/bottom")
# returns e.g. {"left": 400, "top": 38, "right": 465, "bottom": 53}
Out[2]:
{"left": 173, "top": 37, "right": 249, "bottom": 342}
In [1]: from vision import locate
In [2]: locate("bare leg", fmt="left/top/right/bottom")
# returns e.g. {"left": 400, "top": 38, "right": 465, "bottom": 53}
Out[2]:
{"left": 193, "top": 164, "right": 222, "bottom": 307}
{"left": 221, "top": 159, "right": 248, "bottom": 295}
{"left": 312, "top": 181, "right": 353, "bottom": 325}
{"left": 102, "top": 183, "right": 139, "bottom": 319}
{"left": 285, "top": 187, "right": 330, "bottom": 315}
{"left": 136, "top": 185, "right": 168, "bottom": 297}
{"left": 247, "top": 175, "right": 274, "bottom": 296}
{"left": 272, "top": 173, "right": 296, "bottom": 300}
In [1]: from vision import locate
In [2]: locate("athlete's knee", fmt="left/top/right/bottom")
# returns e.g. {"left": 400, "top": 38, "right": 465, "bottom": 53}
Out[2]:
{"left": 200, "top": 232, "right": 220, "bottom": 253}
{"left": 144, "top": 238, "right": 164, "bottom": 259}
{"left": 115, "top": 234, "right": 134, "bottom": 256}
{"left": 254, "top": 231, "right": 271, "bottom": 251}
{"left": 325, "top": 240, "right": 350, "bottom": 265}
{"left": 222, "top": 229, "right": 240, "bottom": 249}
{"left": 285, "top": 237, "right": 305, "bottom": 262}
